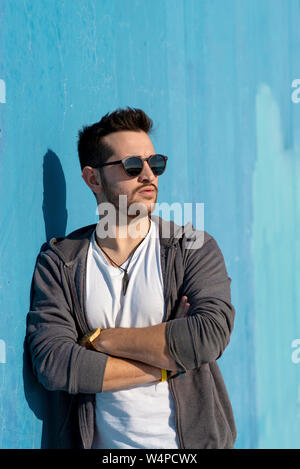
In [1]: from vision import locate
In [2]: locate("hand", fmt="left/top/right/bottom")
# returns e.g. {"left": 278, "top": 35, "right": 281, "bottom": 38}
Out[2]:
{"left": 175, "top": 295, "right": 190, "bottom": 318}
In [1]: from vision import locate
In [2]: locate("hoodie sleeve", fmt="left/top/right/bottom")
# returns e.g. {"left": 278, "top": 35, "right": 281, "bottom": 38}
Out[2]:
{"left": 165, "top": 235, "right": 235, "bottom": 371}
{"left": 26, "top": 250, "right": 109, "bottom": 394}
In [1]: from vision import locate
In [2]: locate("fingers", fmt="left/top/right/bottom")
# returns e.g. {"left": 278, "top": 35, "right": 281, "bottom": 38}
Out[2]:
{"left": 180, "top": 296, "right": 190, "bottom": 317}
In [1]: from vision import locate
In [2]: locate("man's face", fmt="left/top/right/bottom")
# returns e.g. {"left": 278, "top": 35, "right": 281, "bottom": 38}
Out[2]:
{"left": 98, "top": 130, "right": 159, "bottom": 220}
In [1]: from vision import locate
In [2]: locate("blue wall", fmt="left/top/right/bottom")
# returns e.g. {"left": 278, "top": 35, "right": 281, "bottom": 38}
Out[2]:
{"left": 1, "top": 0, "right": 300, "bottom": 449}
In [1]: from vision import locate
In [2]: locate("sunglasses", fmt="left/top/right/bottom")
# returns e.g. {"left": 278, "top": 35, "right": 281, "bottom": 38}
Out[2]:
{"left": 96, "top": 154, "right": 168, "bottom": 178}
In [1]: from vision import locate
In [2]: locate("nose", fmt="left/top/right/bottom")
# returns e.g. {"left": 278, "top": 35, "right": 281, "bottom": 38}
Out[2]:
{"left": 137, "top": 159, "right": 156, "bottom": 183}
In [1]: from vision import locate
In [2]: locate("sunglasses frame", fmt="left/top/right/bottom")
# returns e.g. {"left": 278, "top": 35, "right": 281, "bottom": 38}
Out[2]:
{"left": 95, "top": 154, "right": 168, "bottom": 177}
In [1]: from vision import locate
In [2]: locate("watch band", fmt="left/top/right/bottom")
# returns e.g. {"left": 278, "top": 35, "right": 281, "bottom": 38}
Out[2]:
{"left": 87, "top": 327, "right": 102, "bottom": 350}
{"left": 80, "top": 328, "right": 102, "bottom": 351}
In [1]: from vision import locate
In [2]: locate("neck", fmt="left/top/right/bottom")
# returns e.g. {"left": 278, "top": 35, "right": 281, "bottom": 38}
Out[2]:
{"left": 95, "top": 215, "right": 151, "bottom": 253}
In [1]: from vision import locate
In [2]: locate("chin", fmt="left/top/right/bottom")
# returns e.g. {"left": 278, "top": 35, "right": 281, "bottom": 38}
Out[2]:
{"left": 130, "top": 198, "right": 156, "bottom": 215}
{"left": 148, "top": 201, "right": 156, "bottom": 213}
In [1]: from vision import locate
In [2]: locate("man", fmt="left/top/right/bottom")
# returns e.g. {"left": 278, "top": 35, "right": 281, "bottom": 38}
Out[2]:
{"left": 26, "top": 107, "right": 236, "bottom": 449}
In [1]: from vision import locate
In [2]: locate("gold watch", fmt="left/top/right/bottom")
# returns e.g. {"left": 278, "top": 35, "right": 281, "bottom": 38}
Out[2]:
{"left": 79, "top": 328, "right": 102, "bottom": 351}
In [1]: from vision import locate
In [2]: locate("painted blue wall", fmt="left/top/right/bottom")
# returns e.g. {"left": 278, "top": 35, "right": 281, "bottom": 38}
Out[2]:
{"left": 1, "top": 0, "right": 300, "bottom": 449}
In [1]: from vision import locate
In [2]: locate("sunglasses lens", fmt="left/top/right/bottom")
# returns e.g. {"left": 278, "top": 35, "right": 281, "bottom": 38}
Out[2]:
{"left": 149, "top": 154, "right": 166, "bottom": 175}
{"left": 123, "top": 155, "right": 167, "bottom": 177}
{"left": 123, "top": 157, "right": 143, "bottom": 177}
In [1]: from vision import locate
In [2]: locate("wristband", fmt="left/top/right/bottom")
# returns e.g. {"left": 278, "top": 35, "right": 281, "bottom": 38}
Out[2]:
{"left": 80, "top": 328, "right": 102, "bottom": 351}
{"left": 88, "top": 328, "right": 102, "bottom": 351}
{"left": 160, "top": 369, "right": 168, "bottom": 382}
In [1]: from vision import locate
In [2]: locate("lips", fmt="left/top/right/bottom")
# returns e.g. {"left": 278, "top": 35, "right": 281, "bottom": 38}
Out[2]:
{"left": 137, "top": 188, "right": 156, "bottom": 199}
{"left": 138, "top": 186, "right": 156, "bottom": 194}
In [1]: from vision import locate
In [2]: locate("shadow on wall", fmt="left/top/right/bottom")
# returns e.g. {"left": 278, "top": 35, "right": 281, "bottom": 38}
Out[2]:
{"left": 23, "top": 150, "right": 68, "bottom": 448}
{"left": 43, "top": 149, "right": 68, "bottom": 241}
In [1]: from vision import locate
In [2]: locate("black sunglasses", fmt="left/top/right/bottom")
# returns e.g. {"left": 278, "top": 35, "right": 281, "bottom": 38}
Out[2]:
{"left": 96, "top": 154, "right": 168, "bottom": 178}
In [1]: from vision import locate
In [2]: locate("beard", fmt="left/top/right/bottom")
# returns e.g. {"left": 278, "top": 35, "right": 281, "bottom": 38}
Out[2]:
{"left": 99, "top": 171, "right": 157, "bottom": 223}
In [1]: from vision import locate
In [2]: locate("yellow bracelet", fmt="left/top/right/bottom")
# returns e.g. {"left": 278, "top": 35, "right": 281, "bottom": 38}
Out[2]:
{"left": 89, "top": 328, "right": 102, "bottom": 343}
{"left": 160, "top": 369, "right": 168, "bottom": 382}
{"left": 86, "top": 328, "right": 102, "bottom": 351}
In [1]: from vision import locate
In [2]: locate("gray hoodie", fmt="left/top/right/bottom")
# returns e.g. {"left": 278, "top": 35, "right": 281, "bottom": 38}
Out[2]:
{"left": 26, "top": 215, "right": 237, "bottom": 449}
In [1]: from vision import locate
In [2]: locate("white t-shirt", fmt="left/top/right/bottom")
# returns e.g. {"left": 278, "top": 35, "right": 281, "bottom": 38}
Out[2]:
{"left": 85, "top": 219, "right": 179, "bottom": 449}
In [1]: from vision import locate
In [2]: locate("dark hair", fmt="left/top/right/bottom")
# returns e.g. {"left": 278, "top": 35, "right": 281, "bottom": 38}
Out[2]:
{"left": 77, "top": 107, "right": 153, "bottom": 171}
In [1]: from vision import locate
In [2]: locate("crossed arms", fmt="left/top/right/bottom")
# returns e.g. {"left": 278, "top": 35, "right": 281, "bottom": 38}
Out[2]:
{"left": 83, "top": 298, "right": 190, "bottom": 392}
{"left": 27, "top": 236, "right": 235, "bottom": 395}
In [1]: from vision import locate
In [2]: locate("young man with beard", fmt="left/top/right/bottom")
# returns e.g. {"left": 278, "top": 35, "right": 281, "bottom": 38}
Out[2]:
{"left": 26, "top": 107, "right": 237, "bottom": 449}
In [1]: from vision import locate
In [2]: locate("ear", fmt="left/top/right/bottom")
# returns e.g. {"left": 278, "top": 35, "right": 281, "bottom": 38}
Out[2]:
{"left": 81, "top": 166, "right": 102, "bottom": 195}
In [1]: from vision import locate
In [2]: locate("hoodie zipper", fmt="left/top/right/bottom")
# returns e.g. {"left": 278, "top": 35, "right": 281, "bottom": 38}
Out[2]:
{"left": 63, "top": 263, "right": 89, "bottom": 449}
{"left": 169, "top": 378, "right": 184, "bottom": 448}
{"left": 163, "top": 243, "right": 177, "bottom": 322}
{"left": 163, "top": 243, "right": 184, "bottom": 449}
